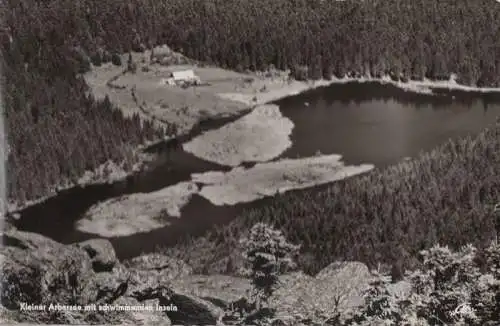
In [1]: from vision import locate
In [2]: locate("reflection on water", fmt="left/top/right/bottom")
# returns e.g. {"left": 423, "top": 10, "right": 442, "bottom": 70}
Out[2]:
{"left": 275, "top": 82, "right": 500, "bottom": 167}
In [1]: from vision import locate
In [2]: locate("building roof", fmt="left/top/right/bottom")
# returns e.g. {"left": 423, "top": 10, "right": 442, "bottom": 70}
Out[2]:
{"left": 171, "top": 70, "right": 197, "bottom": 80}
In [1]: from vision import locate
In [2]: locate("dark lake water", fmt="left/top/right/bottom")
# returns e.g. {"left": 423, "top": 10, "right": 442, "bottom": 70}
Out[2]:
{"left": 12, "top": 82, "right": 500, "bottom": 260}
{"left": 276, "top": 83, "right": 500, "bottom": 166}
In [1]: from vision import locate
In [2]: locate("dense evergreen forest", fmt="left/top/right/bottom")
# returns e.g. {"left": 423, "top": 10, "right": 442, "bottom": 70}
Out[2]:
{"left": 1, "top": 0, "right": 166, "bottom": 203}
{"left": 2, "top": 0, "right": 500, "bottom": 203}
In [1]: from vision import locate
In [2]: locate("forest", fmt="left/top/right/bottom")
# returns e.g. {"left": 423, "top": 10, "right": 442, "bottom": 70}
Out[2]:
{"left": 2, "top": 0, "right": 166, "bottom": 203}
{"left": 2, "top": 0, "right": 500, "bottom": 203}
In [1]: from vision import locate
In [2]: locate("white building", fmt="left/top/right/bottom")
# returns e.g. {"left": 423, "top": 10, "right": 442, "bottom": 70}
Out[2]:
{"left": 171, "top": 70, "right": 198, "bottom": 82}
{"left": 163, "top": 69, "right": 200, "bottom": 86}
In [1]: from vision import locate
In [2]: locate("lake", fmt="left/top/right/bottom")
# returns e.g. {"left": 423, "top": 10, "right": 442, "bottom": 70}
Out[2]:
{"left": 276, "top": 82, "right": 500, "bottom": 166}
{"left": 12, "top": 82, "right": 500, "bottom": 259}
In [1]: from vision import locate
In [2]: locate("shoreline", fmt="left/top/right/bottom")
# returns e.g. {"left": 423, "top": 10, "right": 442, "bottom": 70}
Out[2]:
{"left": 328, "top": 74, "right": 500, "bottom": 94}
{"left": 5, "top": 150, "right": 157, "bottom": 215}
{"left": 7, "top": 72, "right": 500, "bottom": 215}
{"left": 216, "top": 74, "right": 500, "bottom": 108}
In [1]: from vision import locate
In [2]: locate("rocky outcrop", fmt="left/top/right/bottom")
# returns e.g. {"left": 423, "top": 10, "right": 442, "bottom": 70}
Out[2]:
{"left": 1, "top": 226, "right": 376, "bottom": 326}
{"left": 172, "top": 274, "right": 252, "bottom": 309}
{"left": 1, "top": 228, "right": 226, "bottom": 325}
{"left": 1, "top": 247, "right": 46, "bottom": 309}
{"left": 124, "top": 253, "right": 193, "bottom": 279}
{"left": 127, "top": 267, "right": 175, "bottom": 300}
{"left": 167, "top": 291, "right": 224, "bottom": 325}
{"left": 76, "top": 239, "right": 117, "bottom": 272}
{"left": 1, "top": 230, "right": 98, "bottom": 309}
{"left": 2, "top": 228, "right": 61, "bottom": 251}
{"left": 93, "top": 263, "right": 130, "bottom": 303}
{"left": 315, "top": 261, "right": 370, "bottom": 282}
{"left": 0, "top": 230, "right": 124, "bottom": 324}
{"left": 311, "top": 261, "right": 372, "bottom": 315}
{"left": 125, "top": 261, "right": 222, "bottom": 325}
{"left": 114, "top": 296, "right": 171, "bottom": 326}
{"left": 268, "top": 262, "right": 372, "bottom": 323}
{"left": 314, "top": 261, "right": 372, "bottom": 310}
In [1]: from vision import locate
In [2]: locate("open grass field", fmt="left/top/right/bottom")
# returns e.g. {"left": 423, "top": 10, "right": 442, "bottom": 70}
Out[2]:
{"left": 84, "top": 46, "right": 335, "bottom": 138}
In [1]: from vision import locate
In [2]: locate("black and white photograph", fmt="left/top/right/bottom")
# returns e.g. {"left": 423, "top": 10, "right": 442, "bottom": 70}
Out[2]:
{"left": 1, "top": 0, "right": 500, "bottom": 325}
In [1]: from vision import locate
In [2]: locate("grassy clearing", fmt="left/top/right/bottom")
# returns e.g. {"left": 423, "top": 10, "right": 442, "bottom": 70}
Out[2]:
{"left": 165, "top": 121, "right": 500, "bottom": 275}
{"left": 84, "top": 50, "right": 249, "bottom": 135}
{"left": 84, "top": 48, "right": 336, "bottom": 138}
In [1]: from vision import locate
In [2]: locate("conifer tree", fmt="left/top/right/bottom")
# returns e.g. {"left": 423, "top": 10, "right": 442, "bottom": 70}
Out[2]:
{"left": 240, "top": 223, "right": 300, "bottom": 308}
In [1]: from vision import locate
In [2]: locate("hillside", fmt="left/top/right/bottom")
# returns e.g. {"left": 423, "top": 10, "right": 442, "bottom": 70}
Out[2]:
{"left": 3, "top": 0, "right": 500, "bottom": 206}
